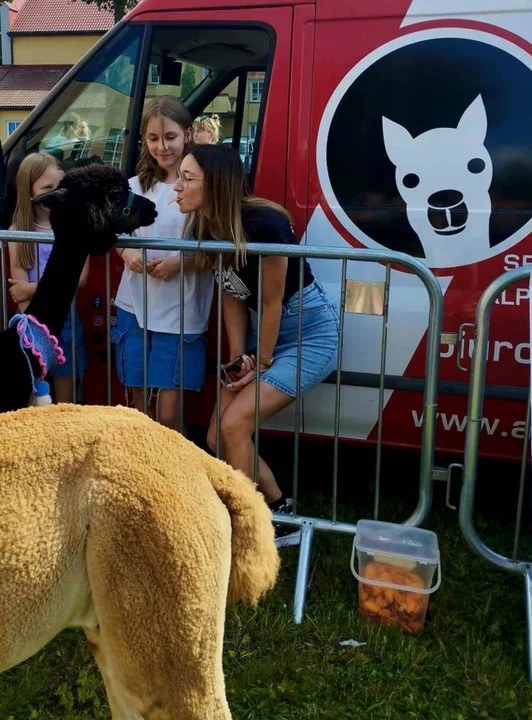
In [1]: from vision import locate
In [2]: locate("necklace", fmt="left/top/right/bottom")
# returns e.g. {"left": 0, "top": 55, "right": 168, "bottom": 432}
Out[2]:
{"left": 34, "top": 222, "right": 52, "bottom": 230}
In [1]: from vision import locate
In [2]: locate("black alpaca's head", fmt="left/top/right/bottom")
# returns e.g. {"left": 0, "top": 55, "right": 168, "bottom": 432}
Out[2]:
{"left": 32, "top": 164, "right": 157, "bottom": 255}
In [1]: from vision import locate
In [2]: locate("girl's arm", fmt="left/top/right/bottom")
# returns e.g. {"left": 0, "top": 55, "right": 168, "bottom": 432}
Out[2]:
{"left": 8, "top": 241, "right": 37, "bottom": 312}
{"left": 148, "top": 252, "right": 199, "bottom": 280}
{"left": 8, "top": 241, "right": 29, "bottom": 282}
{"left": 257, "top": 256, "right": 287, "bottom": 370}
{"left": 223, "top": 257, "right": 287, "bottom": 391}
{"left": 119, "top": 248, "right": 145, "bottom": 273}
{"left": 222, "top": 292, "right": 249, "bottom": 359}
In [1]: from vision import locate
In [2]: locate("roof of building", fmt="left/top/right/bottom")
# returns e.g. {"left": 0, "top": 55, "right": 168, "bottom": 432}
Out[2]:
{"left": 3, "top": 0, "right": 26, "bottom": 29}
{"left": 10, "top": 0, "right": 113, "bottom": 34}
{"left": 0, "top": 65, "right": 70, "bottom": 108}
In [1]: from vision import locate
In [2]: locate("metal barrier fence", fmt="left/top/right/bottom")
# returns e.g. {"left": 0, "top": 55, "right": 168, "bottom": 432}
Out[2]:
{"left": 1, "top": 231, "right": 444, "bottom": 622}
{"left": 459, "top": 265, "right": 532, "bottom": 683}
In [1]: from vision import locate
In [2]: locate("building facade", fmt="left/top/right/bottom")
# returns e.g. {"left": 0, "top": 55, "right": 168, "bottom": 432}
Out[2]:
{"left": 0, "top": 0, "right": 112, "bottom": 142}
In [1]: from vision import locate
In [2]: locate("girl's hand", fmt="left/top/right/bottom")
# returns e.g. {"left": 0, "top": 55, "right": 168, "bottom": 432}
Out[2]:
{"left": 8, "top": 278, "right": 36, "bottom": 304}
{"left": 224, "top": 368, "right": 257, "bottom": 392}
{"left": 122, "top": 249, "right": 145, "bottom": 274}
{"left": 148, "top": 256, "right": 180, "bottom": 280}
{"left": 222, "top": 354, "right": 256, "bottom": 389}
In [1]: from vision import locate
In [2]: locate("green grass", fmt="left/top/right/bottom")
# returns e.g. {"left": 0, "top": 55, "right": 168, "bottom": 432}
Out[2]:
{"left": 1, "top": 503, "right": 531, "bottom": 720}
{"left": 1, "top": 434, "right": 531, "bottom": 718}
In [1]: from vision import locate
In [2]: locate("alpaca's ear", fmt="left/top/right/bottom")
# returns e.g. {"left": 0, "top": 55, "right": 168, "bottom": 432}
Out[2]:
{"left": 32, "top": 188, "right": 69, "bottom": 210}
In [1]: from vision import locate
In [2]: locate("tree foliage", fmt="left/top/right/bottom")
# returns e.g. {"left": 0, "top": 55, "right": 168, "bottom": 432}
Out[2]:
{"left": 77, "top": 0, "right": 138, "bottom": 24}
{"left": 3, "top": 0, "right": 137, "bottom": 31}
{"left": 180, "top": 65, "right": 196, "bottom": 100}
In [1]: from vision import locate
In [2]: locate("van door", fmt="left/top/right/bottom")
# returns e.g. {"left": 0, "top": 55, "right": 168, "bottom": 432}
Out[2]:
{"left": 2, "top": 8, "right": 293, "bottom": 406}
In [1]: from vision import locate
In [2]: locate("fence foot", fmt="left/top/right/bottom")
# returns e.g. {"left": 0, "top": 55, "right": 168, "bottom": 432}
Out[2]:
{"left": 293, "top": 519, "right": 314, "bottom": 625}
{"left": 525, "top": 568, "right": 532, "bottom": 683}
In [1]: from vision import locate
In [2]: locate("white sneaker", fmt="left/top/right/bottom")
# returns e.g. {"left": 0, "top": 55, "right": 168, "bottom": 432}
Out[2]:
{"left": 273, "top": 499, "right": 301, "bottom": 548}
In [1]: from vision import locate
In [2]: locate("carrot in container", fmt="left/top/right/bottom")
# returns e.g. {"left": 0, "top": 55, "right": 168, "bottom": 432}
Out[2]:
{"left": 351, "top": 520, "right": 441, "bottom": 635}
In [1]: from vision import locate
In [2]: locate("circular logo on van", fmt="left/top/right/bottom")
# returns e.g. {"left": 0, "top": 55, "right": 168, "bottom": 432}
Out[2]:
{"left": 317, "top": 28, "right": 532, "bottom": 269}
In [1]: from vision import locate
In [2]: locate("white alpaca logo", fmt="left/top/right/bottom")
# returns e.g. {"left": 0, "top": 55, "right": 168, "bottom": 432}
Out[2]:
{"left": 382, "top": 95, "right": 493, "bottom": 267}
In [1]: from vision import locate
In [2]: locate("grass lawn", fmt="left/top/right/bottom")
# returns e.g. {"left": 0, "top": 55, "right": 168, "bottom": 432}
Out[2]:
{"left": 1, "top": 441, "right": 531, "bottom": 719}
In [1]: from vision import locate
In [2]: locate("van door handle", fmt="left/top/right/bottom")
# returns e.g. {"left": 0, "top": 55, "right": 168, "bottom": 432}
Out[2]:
{"left": 457, "top": 322, "right": 476, "bottom": 373}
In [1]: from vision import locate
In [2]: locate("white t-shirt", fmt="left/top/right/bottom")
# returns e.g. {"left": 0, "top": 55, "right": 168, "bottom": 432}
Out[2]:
{"left": 115, "top": 177, "right": 213, "bottom": 335}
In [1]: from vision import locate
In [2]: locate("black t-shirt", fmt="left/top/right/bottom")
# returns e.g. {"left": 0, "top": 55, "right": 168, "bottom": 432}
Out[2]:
{"left": 214, "top": 206, "right": 314, "bottom": 311}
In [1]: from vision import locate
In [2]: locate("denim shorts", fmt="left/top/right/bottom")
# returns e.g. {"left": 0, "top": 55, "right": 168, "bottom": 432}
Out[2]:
{"left": 49, "top": 308, "right": 87, "bottom": 379}
{"left": 247, "top": 281, "right": 339, "bottom": 398}
{"left": 112, "top": 307, "right": 207, "bottom": 391}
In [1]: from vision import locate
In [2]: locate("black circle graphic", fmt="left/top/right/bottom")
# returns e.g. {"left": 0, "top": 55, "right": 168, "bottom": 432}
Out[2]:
{"left": 468, "top": 158, "right": 486, "bottom": 174}
{"left": 403, "top": 173, "right": 420, "bottom": 189}
{"left": 326, "top": 36, "right": 532, "bottom": 258}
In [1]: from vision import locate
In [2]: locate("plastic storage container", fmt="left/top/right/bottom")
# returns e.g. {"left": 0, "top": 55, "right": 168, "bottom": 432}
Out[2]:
{"left": 351, "top": 520, "right": 441, "bottom": 635}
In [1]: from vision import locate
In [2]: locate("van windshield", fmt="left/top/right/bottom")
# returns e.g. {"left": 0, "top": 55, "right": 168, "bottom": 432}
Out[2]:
{"left": 13, "top": 22, "right": 271, "bottom": 178}
{"left": 23, "top": 25, "right": 144, "bottom": 169}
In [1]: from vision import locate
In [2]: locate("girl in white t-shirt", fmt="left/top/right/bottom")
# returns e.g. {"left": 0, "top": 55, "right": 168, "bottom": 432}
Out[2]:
{"left": 113, "top": 96, "right": 213, "bottom": 430}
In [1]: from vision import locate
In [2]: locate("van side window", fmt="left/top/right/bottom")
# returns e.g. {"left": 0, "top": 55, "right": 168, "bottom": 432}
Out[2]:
{"left": 141, "top": 25, "right": 272, "bottom": 184}
{"left": 23, "top": 25, "right": 143, "bottom": 170}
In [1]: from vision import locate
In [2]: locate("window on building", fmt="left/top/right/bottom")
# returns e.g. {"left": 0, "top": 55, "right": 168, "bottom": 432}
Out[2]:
{"left": 6, "top": 121, "right": 21, "bottom": 136}
{"left": 148, "top": 63, "right": 160, "bottom": 85}
{"left": 250, "top": 80, "right": 263, "bottom": 103}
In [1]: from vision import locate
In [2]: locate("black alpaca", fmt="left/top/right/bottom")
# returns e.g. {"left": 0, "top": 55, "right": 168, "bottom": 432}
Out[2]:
{"left": 0, "top": 163, "right": 157, "bottom": 413}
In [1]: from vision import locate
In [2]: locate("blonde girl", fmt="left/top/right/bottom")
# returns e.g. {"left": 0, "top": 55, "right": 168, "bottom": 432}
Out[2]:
{"left": 193, "top": 114, "right": 222, "bottom": 145}
{"left": 8, "top": 152, "right": 89, "bottom": 403}
{"left": 113, "top": 95, "right": 214, "bottom": 431}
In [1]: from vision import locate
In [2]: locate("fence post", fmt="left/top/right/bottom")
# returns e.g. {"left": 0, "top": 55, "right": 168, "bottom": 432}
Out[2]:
{"left": 460, "top": 265, "right": 532, "bottom": 683}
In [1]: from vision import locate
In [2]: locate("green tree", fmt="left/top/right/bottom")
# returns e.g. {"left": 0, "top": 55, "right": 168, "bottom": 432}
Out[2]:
{"left": 77, "top": 0, "right": 138, "bottom": 24}
{"left": 180, "top": 65, "right": 196, "bottom": 100}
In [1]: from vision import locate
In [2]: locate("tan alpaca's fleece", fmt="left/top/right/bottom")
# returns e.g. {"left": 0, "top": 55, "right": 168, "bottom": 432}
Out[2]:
{"left": 0, "top": 404, "right": 279, "bottom": 719}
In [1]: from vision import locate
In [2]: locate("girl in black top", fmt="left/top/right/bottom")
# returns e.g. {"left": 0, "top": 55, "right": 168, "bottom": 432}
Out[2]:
{"left": 174, "top": 144, "right": 339, "bottom": 547}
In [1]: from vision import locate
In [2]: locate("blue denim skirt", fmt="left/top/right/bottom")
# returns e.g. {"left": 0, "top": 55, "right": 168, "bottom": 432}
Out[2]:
{"left": 112, "top": 307, "right": 207, "bottom": 391}
{"left": 247, "top": 281, "right": 339, "bottom": 398}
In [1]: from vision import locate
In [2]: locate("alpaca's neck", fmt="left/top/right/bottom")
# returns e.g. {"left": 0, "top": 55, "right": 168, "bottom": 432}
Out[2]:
{"left": 24, "top": 231, "right": 87, "bottom": 338}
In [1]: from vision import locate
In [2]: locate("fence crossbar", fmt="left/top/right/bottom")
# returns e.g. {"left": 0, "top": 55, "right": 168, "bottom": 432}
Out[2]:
{"left": 0, "top": 230, "right": 444, "bottom": 623}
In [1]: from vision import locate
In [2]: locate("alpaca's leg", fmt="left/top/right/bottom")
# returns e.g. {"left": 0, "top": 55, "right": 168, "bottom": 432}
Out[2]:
{"left": 84, "top": 626, "right": 142, "bottom": 720}
{"left": 86, "top": 476, "right": 233, "bottom": 719}
{"left": 53, "top": 375, "right": 74, "bottom": 404}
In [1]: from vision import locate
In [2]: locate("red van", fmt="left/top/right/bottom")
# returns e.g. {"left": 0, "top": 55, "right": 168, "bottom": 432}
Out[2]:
{"left": 2, "top": 0, "right": 532, "bottom": 461}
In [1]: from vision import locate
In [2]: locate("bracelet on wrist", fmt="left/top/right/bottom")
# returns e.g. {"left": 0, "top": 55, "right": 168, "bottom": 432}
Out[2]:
{"left": 259, "top": 355, "right": 274, "bottom": 369}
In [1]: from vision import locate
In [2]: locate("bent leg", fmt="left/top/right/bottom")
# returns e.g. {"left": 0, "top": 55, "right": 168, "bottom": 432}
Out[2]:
{"left": 218, "top": 381, "right": 293, "bottom": 502}
{"left": 206, "top": 386, "right": 281, "bottom": 500}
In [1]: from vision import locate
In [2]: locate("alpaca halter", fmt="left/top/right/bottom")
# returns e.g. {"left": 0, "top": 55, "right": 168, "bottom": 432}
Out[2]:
{"left": 9, "top": 313, "right": 66, "bottom": 393}
{"left": 122, "top": 190, "right": 134, "bottom": 219}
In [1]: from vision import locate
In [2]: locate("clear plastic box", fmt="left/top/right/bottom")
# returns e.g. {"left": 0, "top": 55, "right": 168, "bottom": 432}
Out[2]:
{"left": 351, "top": 520, "right": 441, "bottom": 635}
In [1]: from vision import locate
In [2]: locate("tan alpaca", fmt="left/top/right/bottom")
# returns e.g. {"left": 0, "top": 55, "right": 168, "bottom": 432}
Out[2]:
{"left": 0, "top": 404, "right": 279, "bottom": 719}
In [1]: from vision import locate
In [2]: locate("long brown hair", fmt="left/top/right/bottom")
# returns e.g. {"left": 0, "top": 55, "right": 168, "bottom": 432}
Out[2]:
{"left": 11, "top": 152, "right": 63, "bottom": 270}
{"left": 137, "top": 95, "right": 193, "bottom": 193}
{"left": 182, "top": 143, "right": 291, "bottom": 269}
